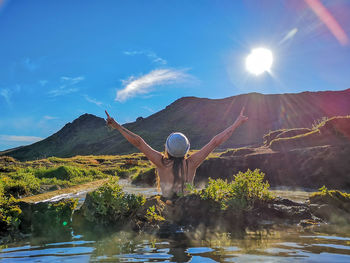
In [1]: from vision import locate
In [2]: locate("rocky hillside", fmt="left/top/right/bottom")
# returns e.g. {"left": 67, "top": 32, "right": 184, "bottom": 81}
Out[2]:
{"left": 2, "top": 89, "right": 350, "bottom": 161}
{"left": 196, "top": 116, "right": 350, "bottom": 189}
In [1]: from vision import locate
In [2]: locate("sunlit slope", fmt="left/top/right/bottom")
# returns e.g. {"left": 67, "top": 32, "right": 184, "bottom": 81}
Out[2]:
{"left": 2, "top": 89, "right": 350, "bottom": 161}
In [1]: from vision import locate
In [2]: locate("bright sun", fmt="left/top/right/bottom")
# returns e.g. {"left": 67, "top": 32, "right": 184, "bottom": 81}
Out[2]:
{"left": 245, "top": 48, "right": 273, "bottom": 75}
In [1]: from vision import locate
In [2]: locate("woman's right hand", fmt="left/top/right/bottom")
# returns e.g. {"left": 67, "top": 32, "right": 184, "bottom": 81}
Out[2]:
{"left": 105, "top": 110, "right": 118, "bottom": 129}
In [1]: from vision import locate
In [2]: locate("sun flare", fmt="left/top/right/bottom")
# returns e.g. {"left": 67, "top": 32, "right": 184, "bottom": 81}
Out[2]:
{"left": 245, "top": 48, "right": 273, "bottom": 75}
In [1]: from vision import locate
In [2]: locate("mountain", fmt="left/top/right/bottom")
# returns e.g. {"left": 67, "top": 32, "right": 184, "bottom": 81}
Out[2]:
{"left": 2, "top": 89, "right": 350, "bottom": 161}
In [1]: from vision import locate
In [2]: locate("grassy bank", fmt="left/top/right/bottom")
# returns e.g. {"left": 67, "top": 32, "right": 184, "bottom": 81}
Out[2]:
{"left": 0, "top": 154, "right": 155, "bottom": 199}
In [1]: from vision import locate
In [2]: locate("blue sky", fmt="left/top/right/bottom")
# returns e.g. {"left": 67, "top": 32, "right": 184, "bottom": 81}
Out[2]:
{"left": 0, "top": 0, "right": 350, "bottom": 150}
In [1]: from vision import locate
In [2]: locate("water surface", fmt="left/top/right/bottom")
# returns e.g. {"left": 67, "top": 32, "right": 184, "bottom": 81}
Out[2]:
{"left": 1, "top": 225, "right": 350, "bottom": 262}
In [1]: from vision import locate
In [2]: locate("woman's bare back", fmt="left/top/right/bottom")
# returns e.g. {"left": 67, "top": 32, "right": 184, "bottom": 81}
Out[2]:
{"left": 157, "top": 158, "right": 197, "bottom": 198}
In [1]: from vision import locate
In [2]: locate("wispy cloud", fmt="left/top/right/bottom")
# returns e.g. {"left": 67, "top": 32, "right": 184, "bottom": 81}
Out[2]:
{"left": 60, "top": 76, "right": 85, "bottom": 85}
{"left": 123, "top": 50, "right": 167, "bottom": 65}
{"left": 279, "top": 28, "right": 298, "bottom": 44}
{"left": 84, "top": 94, "right": 103, "bottom": 107}
{"left": 0, "top": 89, "right": 11, "bottom": 105}
{"left": 43, "top": 115, "right": 58, "bottom": 120}
{"left": 116, "top": 68, "right": 192, "bottom": 102}
{"left": 0, "top": 85, "right": 21, "bottom": 106}
{"left": 142, "top": 106, "right": 155, "bottom": 113}
{"left": 48, "top": 87, "right": 79, "bottom": 97}
{"left": 22, "top": 57, "right": 39, "bottom": 71}
{"left": 39, "top": 80, "right": 48, "bottom": 86}
{"left": 48, "top": 76, "right": 84, "bottom": 97}
{"left": 0, "top": 134, "right": 43, "bottom": 143}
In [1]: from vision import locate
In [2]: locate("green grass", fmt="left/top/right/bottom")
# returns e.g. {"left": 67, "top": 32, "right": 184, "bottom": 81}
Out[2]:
{"left": 270, "top": 129, "right": 320, "bottom": 146}
{"left": 0, "top": 154, "right": 155, "bottom": 199}
{"left": 220, "top": 147, "right": 254, "bottom": 157}
{"left": 115, "top": 167, "right": 140, "bottom": 178}
{"left": 311, "top": 116, "right": 330, "bottom": 130}
{"left": 0, "top": 165, "right": 109, "bottom": 198}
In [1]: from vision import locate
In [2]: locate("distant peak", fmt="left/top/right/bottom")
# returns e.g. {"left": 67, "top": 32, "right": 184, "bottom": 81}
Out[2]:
{"left": 78, "top": 113, "right": 98, "bottom": 119}
{"left": 68, "top": 113, "right": 105, "bottom": 127}
{"left": 174, "top": 96, "right": 200, "bottom": 102}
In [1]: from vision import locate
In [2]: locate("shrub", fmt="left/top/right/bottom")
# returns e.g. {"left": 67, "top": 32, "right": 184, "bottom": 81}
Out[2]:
{"left": 145, "top": 205, "right": 165, "bottom": 222}
{"left": 83, "top": 178, "right": 145, "bottom": 225}
{"left": 199, "top": 169, "right": 273, "bottom": 210}
{"left": 0, "top": 195, "right": 22, "bottom": 234}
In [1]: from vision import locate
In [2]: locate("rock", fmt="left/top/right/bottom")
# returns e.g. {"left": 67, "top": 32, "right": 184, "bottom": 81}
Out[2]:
{"left": 17, "top": 199, "right": 78, "bottom": 236}
{"left": 299, "top": 219, "right": 321, "bottom": 227}
{"left": 196, "top": 144, "right": 350, "bottom": 189}
{"left": 309, "top": 190, "right": 350, "bottom": 224}
{"left": 310, "top": 204, "right": 350, "bottom": 224}
{"left": 132, "top": 168, "right": 157, "bottom": 186}
{"left": 220, "top": 148, "right": 255, "bottom": 157}
{"left": 129, "top": 195, "right": 320, "bottom": 235}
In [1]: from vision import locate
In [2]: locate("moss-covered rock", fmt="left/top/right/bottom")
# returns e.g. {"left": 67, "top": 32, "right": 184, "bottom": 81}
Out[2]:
{"left": 263, "top": 128, "right": 311, "bottom": 146}
{"left": 131, "top": 167, "right": 157, "bottom": 186}
{"left": 309, "top": 187, "right": 350, "bottom": 224}
{"left": 220, "top": 148, "right": 255, "bottom": 157}
{"left": 269, "top": 116, "right": 350, "bottom": 151}
{"left": 0, "top": 196, "right": 77, "bottom": 243}
{"left": 17, "top": 198, "right": 78, "bottom": 236}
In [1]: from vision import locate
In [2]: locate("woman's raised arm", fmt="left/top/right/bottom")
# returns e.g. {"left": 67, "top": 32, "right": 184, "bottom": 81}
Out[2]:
{"left": 105, "top": 110, "right": 163, "bottom": 167}
{"left": 188, "top": 107, "right": 248, "bottom": 168}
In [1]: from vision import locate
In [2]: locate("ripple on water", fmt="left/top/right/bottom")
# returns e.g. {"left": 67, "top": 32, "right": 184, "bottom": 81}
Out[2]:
{"left": 0, "top": 240, "right": 95, "bottom": 263}
{"left": 1, "top": 226, "right": 350, "bottom": 263}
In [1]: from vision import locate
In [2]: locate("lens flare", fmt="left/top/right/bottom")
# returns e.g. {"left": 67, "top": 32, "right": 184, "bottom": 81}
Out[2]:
{"left": 245, "top": 48, "right": 273, "bottom": 75}
{"left": 305, "top": 0, "right": 349, "bottom": 46}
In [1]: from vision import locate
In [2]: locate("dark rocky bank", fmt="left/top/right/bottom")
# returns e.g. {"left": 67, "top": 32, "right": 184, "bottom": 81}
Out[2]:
{"left": 3, "top": 193, "right": 348, "bottom": 244}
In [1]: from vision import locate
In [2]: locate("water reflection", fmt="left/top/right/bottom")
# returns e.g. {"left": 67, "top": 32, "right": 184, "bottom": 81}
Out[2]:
{"left": 2, "top": 224, "right": 349, "bottom": 262}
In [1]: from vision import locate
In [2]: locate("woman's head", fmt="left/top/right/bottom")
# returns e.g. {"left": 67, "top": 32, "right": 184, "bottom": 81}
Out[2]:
{"left": 165, "top": 132, "right": 190, "bottom": 158}
{"left": 162, "top": 132, "right": 190, "bottom": 195}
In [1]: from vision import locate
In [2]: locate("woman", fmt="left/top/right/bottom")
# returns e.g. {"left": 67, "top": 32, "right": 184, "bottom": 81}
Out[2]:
{"left": 105, "top": 108, "right": 248, "bottom": 199}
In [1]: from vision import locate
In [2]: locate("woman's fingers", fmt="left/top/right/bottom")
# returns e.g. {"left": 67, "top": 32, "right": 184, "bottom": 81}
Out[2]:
{"left": 240, "top": 106, "right": 245, "bottom": 116}
{"left": 105, "top": 110, "right": 110, "bottom": 118}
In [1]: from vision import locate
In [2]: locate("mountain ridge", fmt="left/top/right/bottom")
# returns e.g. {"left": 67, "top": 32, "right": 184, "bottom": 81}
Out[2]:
{"left": 2, "top": 88, "right": 350, "bottom": 161}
